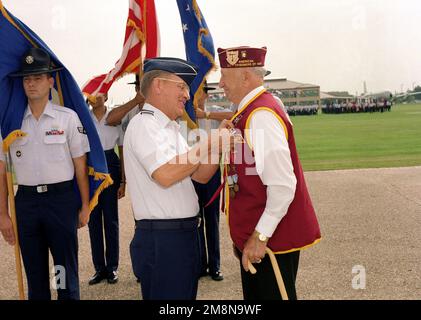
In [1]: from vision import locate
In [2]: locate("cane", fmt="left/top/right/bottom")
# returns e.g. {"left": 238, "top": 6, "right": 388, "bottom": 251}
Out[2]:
{"left": 247, "top": 247, "right": 289, "bottom": 300}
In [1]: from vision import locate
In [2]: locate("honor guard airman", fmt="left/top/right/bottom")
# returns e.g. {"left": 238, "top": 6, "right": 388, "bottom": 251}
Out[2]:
{"left": 6, "top": 47, "right": 90, "bottom": 300}
{"left": 87, "top": 93, "right": 124, "bottom": 285}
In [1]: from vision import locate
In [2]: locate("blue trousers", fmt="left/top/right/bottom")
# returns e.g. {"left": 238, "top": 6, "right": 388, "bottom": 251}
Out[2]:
{"left": 193, "top": 171, "right": 221, "bottom": 274}
{"left": 15, "top": 182, "right": 80, "bottom": 300}
{"left": 88, "top": 150, "right": 120, "bottom": 273}
{"left": 130, "top": 217, "right": 201, "bottom": 300}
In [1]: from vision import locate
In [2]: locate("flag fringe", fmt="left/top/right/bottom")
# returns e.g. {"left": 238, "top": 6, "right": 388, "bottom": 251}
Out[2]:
{"left": 88, "top": 167, "right": 114, "bottom": 212}
{"left": 189, "top": 1, "right": 216, "bottom": 127}
{"left": 127, "top": 18, "right": 146, "bottom": 42}
{"left": 177, "top": 0, "right": 217, "bottom": 130}
{"left": 2, "top": 130, "right": 27, "bottom": 153}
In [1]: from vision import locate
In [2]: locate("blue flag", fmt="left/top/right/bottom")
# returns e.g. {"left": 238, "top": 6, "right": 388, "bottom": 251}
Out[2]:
{"left": 176, "top": 0, "right": 215, "bottom": 128}
{"left": 0, "top": 3, "right": 112, "bottom": 211}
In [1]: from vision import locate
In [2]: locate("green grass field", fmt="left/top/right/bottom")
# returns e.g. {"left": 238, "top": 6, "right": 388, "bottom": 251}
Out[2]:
{"left": 292, "top": 104, "right": 421, "bottom": 171}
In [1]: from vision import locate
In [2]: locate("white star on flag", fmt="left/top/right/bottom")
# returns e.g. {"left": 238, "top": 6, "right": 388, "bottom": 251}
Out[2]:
{"left": 182, "top": 23, "right": 188, "bottom": 32}
{"left": 186, "top": 4, "right": 190, "bottom": 11}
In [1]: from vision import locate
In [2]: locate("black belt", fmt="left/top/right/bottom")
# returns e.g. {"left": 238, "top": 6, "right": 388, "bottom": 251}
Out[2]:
{"left": 104, "top": 149, "right": 117, "bottom": 155}
{"left": 135, "top": 216, "right": 200, "bottom": 230}
{"left": 18, "top": 180, "right": 73, "bottom": 195}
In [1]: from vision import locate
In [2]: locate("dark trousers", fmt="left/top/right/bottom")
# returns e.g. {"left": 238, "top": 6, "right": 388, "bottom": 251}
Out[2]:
{"left": 15, "top": 182, "right": 80, "bottom": 300}
{"left": 130, "top": 217, "right": 201, "bottom": 300}
{"left": 88, "top": 150, "right": 120, "bottom": 274}
{"left": 193, "top": 171, "right": 221, "bottom": 274}
{"left": 239, "top": 249, "right": 300, "bottom": 300}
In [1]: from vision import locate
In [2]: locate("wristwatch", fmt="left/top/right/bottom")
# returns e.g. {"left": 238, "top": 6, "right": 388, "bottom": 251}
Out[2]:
{"left": 257, "top": 232, "right": 268, "bottom": 242}
{"left": 205, "top": 111, "right": 210, "bottom": 120}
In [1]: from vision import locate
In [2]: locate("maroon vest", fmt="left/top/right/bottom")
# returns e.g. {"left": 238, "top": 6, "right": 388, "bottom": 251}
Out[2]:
{"left": 226, "top": 90, "right": 321, "bottom": 253}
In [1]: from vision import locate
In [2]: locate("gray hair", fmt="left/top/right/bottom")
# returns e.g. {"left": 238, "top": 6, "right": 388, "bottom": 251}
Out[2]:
{"left": 140, "top": 70, "right": 173, "bottom": 98}
{"left": 250, "top": 67, "right": 267, "bottom": 78}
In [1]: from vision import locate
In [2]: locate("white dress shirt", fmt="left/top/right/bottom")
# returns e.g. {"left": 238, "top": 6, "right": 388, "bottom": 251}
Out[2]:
{"left": 0, "top": 131, "right": 5, "bottom": 163}
{"left": 90, "top": 108, "right": 123, "bottom": 150}
{"left": 9, "top": 101, "right": 90, "bottom": 186}
{"left": 123, "top": 103, "right": 199, "bottom": 220}
{"left": 239, "top": 86, "right": 297, "bottom": 238}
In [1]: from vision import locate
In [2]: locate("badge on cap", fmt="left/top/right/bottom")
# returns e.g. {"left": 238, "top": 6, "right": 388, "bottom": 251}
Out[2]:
{"left": 218, "top": 46, "right": 267, "bottom": 69}
{"left": 226, "top": 51, "right": 239, "bottom": 66}
{"left": 25, "top": 56, "right": 34, "bottom": 64}
{"left": 16, "top": 151, "right": 22, "bottom": 158}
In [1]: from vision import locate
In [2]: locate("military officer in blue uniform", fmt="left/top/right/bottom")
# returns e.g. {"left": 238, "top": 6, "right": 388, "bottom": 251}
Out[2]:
{"left": 87, "top": 93, "right": 124, "bottom": 285}
{"left": 124, "top": 57, "right": 236, "bottom": 300}
{"left": 5, "top": 48, "right": 90, "bottom": 300}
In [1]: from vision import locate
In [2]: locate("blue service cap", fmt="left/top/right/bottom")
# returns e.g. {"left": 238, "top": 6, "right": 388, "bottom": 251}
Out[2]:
{"left": 143, "top": 57, "right": 199, "bottom": 87}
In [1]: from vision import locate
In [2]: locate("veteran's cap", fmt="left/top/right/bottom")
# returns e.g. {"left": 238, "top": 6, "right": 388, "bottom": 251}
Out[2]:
{"left": 217, "top": 46, "right": 267, "bottom": 69}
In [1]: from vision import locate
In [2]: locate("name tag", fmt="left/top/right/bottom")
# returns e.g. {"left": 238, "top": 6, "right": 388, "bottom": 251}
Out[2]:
{"left": 45, "top": 129, "right": 64, "bottom": 136}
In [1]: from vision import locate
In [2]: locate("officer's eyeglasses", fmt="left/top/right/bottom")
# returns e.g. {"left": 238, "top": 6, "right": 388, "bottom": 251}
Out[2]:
{"left": 156, "top": 77, "right": 189, "bottom": 92}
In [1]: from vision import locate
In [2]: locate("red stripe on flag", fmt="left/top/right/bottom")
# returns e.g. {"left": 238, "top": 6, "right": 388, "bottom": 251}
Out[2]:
{"left": 82, "top": 0, "right": 159, "bottom": 97}
{"left": 145, "top": 0, "right": 159, "bottom": 58}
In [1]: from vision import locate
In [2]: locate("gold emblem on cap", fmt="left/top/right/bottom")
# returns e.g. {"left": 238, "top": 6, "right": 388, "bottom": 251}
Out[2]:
{"left": 226, "top": 50, "right": 239, "bottom": 66}
{"left": 25, "top": 56, "right": 34, "bottom": 64}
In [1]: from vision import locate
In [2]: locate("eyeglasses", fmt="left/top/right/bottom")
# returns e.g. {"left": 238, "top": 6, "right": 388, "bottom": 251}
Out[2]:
{"left": 156, "top": 77, "right": 189, "bottom": 92}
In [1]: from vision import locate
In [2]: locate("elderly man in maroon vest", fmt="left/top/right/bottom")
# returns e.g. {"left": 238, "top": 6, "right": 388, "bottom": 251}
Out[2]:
{"left": 217, "top": 46, "right": 321, "bottom": 300}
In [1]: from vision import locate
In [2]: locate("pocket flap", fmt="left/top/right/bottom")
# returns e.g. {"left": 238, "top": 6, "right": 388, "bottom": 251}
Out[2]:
{"left": 44, "top": 134, "right": 66, "bottom": 144}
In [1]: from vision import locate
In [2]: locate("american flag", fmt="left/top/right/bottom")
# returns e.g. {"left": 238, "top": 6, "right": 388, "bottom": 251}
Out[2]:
{"left": 82, "top": 0, "right": 160, "bottom": 100}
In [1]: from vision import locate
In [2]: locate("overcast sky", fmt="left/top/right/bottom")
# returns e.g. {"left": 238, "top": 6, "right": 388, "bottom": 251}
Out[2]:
{"left": 3, "top": 0, "right": 421, "bottom": 105}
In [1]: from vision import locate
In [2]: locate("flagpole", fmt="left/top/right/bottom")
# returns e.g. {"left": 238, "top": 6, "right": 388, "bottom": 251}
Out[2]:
{"left": 5, "top": 151, "right": 25, "bottom": 300}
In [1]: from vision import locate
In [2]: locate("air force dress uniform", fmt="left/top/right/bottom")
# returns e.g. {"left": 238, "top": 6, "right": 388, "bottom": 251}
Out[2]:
{"left": 8, "top": 48, "right": 90, "bottom": 300}
{"left": 88, "top": 108, "right": 123, "bottom": 282}
{"left": 124, "top": 57, "right": 201, "bottom": 300}
{"left": 9, "top": 102, "right": 89, "bottom": 300}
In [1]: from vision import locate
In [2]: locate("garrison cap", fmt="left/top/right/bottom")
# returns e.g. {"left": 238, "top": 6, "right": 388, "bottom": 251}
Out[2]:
{"left": 143, "top": 57, "right": 198, "bottom": 87}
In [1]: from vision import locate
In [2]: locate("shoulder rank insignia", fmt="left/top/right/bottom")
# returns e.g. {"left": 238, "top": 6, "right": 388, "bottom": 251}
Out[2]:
{"left": 140, "top": 110, "right": 154, "bottom": 116}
